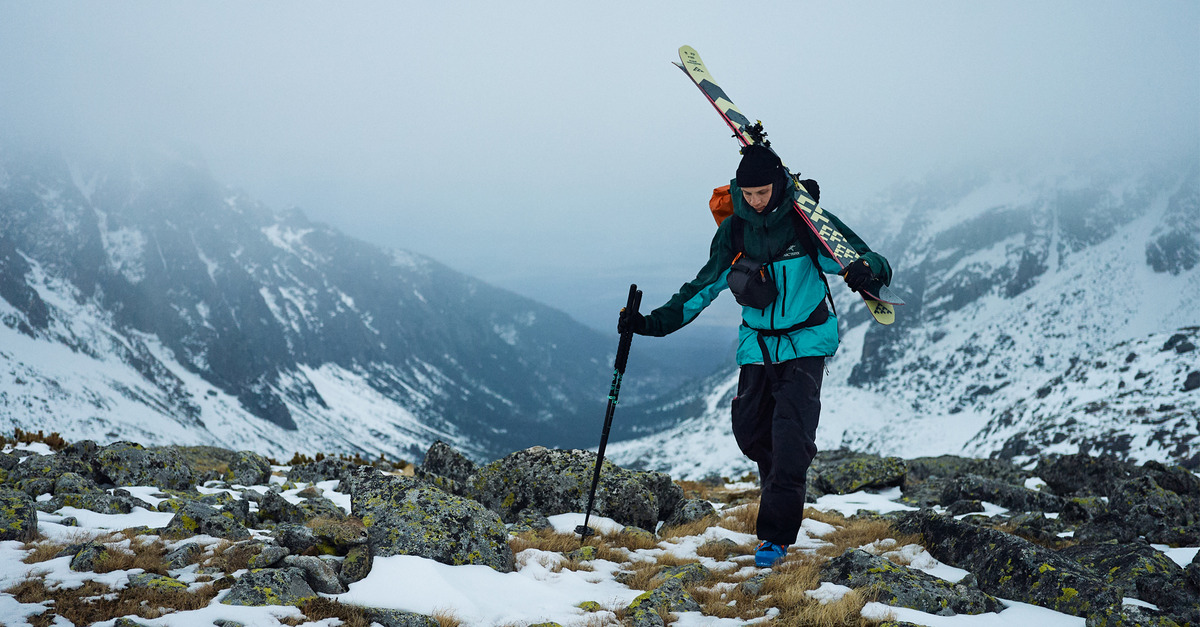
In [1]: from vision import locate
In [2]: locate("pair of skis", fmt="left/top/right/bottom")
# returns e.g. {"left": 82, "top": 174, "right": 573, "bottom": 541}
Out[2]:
{"left": 675, "top": 45, "right": 903, "bottom": 325}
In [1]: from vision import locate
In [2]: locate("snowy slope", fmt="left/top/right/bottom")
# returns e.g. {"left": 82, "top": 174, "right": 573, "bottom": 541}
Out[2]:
{"left": 610, "top": 160, "right": 1200, "bottom": 478}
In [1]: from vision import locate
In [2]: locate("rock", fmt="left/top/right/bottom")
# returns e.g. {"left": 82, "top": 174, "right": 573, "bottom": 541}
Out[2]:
{"left": 895, "top": 509, "right": 1120, "bottom": 617}
{"left": 247, "top": 544, "right": 289, "bottom": 569}
{"left": 738, "top": 572, "right": 770, "bottom": 596}
{"left": 350, "top": 467, "right": 513, "bottom": 572}
{"left": 1184, "top": 371, "right": 1200, "bottom": 392}
{"left": 905, "top": 455, "right": 1028, "bottom": 485}
{"left": 273, "top": 523, "right": 317, "bottom": 554}
{"left": 1105, "top": 475, "right": 1200, "bottom": 545}
{"left": 1061, "top": 542, "right": 1200, "bottom": 625}
{"left": 220, "top": 567, "right": 318, "bottom": 606}
{"left": 53, "top": 471, "right": 99, "bottom": 494}
{"left": 45, "top": 492, "right": 137, "bottom": 515}
{"left": 340, "top": 544, "right": 373, "bottom": 585}
{"left": 283, "top": 555, "right": 347, "bottom": 594}
{"left": 164, "top": 542, "right": 202, "bottom": 569}
{"left": 361, "top": 608, "right": 439, "bottom": 627}
{"left": 0, "top": 489, "right": 39, "bottom": 541}
{"left": 228, "top": 451, "right": 272, "bottom": 486}
{"left": 1061, "top": 496, "right": 1110, "bottom": 525}
{"left": 507, "top": 508, "right": 553, "bottom": 534}
{"left": 625, "top": 578, "right": 701, "bottom": 627}
{"left": 289, "top": 457, "right": 360, "bottom": 486}
{"left": 821, "top": 548, "right": 1003, "bottom": 615}
{"left": 941, "top": 474, "right": 1066, "bottom": 512}
{"left": 1035, "top": 454, "right": 1141, "bottom": 498}
{"left": 947, "top": 499, "right": 985, "bottom": 516}
{"left": 94, "top": 442, "right": 194, "bottom": 490}
{"left": 114, "top": 618, "right": 155, "bottom": 627}
{"left": 656, "top": 563, "right": 710, "bottom": 585}
{"left": 8, "top": 453, "right": 91, "bottom": 496}
{"left": 1187, "top": 550, "right": 1200, "bottom": 590}
{"left": 258, "top": 490, "right": 308, "bottom": 525}
{"left": 127, "top": 573, "right": 189, "bottom": 591}
{"left": 662, "top": 499, "right": 717, "bottom": 529}
{"left": 469, "top": 447, "right": 675, "bottom": 531}
{"left": 416, "top": 440, "right": 478, "bottom": 496}
{"left": 69, "top": 542, "right": 110, "bottom": 571}
{"left": 816, "top": 455, "right": 907, "bottom": 494}
{"left": 1085, "top": 604, "right": 1183, "bottom": 627}
{"left": 162, "top": 501, "right": 250, "bottom": 540}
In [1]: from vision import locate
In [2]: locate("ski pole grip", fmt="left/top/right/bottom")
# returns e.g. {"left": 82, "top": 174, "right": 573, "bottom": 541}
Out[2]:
{"left": 614, "top": 284, "right": 642, "bottom": 374}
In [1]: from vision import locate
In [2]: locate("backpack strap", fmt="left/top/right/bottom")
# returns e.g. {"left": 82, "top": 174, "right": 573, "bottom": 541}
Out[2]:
{"left": 789, "top": 209, "right": 837, "bottom": 318}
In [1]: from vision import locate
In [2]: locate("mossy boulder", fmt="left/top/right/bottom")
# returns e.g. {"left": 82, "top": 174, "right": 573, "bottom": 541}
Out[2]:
{"left": 8, "top": 453, "right": 92, "bottom": 496}
{"left": 289, "top": 457, "right": 360, "bottom": 486}
{"left": 283, "top": 555, "right": 346, "bottom": 594}
{"left": 127, "top": 573, "right": 189, "bottom": 591}
{"left": 220, "top": 567, "right": 317, "bottom": 606}
{"left": 820, "top": 548, "right": 1003, "bottom": 615}
{"left": 1061, "top": 542, "right": 1200, "bottom": 626}
{"left": 340, "top": 544, "right": 373, "bottom": 585}
{"left": 1104, "top": 475, "right": 1200, "bottom": 545}
{"left": 941, "top": 474, "right": 1065, "bottom": 512}
{"left": 469, "top": 446, "right": 680, "bottom": 531}
{"left": 162, "top": 500, "right": 250, "bottom": 540}
{"left": 95, "top": 441, "right": 193, "bottom": 490}
{"left": 1085, "top": 605, "right": 1183, "bottom": 627}
{"left": 905, "top": 455, "right": 1028, "bottom": 485}
{"left": 1035, "top": 454, "right": 1140, "bottom": 498}
{"left": 895, "top": 508, "right": 1119, "bottom": 617}
{"left": 360, "top": 608, "right": 439, "bottom": 627}
{"left": 171, "top": 446, "right": 272, "bottom": 486}
{"left": 415, "top": 440, "right": 478, "bottom": 497}
{"left": 815, "top": 455, "right": 907, "bottom": 494}
{"left": 350, "top": 467, "right": 513, "bottom": 572}
{"left": 625, "top": 577, "right": 700, "bottom": 627}
{"left": 0, "top": 489, "right": 37, "bottom": 541}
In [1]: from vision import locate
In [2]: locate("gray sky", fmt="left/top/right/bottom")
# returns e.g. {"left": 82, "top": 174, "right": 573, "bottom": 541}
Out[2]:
{"left": 2, "top": 1, "right": 1197, "bottom": 331}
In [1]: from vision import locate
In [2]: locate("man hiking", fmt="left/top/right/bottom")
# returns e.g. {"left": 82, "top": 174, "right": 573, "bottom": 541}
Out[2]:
{"left": 618, "top": 145, "right": 892, "bottom": 568}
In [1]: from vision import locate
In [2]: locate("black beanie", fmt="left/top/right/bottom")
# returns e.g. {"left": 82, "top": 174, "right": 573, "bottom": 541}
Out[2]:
{"left": 736, "top": 145, "right": 783, "bottom": 188}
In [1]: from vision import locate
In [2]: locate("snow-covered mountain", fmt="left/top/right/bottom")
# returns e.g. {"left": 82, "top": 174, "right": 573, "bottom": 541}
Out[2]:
{"left": 0, "top": 146, "right": 635, "bottom": 461}
{"left": 609, "top": 159, "right": 1200, "bottom": 478}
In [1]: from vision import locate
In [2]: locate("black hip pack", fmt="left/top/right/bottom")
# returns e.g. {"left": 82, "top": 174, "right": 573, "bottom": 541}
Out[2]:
{"left": 727, "top": 252, "right": 777, "bottom": 309}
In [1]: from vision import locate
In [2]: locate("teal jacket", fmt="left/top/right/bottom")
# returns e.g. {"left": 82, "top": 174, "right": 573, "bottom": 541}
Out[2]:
{"left": 642, "top": 176, "right": 891, "bottom": 366}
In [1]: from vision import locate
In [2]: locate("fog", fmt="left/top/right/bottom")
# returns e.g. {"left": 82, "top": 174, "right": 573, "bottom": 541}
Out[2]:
{"left": 1, "top": 1, "right": 1196, "bottom": 331}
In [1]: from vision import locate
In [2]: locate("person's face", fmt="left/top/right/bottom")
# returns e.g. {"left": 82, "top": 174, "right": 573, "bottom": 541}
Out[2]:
{"left": 741, "top": 183, "right": 773, "bottom": 213}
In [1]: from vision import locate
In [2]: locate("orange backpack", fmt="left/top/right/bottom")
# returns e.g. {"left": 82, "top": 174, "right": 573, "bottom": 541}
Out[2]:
{"left": 709, "top": 185, "right": 734, "bottom": 225}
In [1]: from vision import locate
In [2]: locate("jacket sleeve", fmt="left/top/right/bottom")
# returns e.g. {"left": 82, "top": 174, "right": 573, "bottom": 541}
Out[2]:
{"left": 817, "top": 208, "right": 893, "bottom": 286}
{"left": 642, "top": 219, "right": 736, "bottom": 337}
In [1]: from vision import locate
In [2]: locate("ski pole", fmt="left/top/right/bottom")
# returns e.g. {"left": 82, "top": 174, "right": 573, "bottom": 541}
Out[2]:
{"left": 576, "top": 284, "right": 642, "bottom": 539}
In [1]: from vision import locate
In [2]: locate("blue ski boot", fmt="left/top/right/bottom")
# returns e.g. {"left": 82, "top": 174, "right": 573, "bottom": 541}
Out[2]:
{"left": 754, "top": 541, "right": 788, "bottom": 568}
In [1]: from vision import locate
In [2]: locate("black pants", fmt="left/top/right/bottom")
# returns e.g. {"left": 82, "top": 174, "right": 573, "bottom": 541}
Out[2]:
{"left": 731, "top": 356, "right": 823, "bottom": 546}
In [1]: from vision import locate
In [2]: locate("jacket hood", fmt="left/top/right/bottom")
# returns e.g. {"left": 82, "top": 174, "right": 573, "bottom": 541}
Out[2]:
{"left": 730, "top": 170, "right": 797, "bottom": 227}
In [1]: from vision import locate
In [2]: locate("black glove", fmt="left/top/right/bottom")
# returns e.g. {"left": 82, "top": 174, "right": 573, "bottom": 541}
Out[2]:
{"left": 799, "top": 178, "right": 820, "bottom": 204}
{"left": 617, "top": 308, "right": 647, "bottom": 335}
{"left": 840, "top": 259, "right": 874, "bottom": 292}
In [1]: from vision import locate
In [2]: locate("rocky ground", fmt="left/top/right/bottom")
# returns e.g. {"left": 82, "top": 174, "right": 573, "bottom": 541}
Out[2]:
{"left": 0, "top": 432, "right": 1197, "bottom": 626}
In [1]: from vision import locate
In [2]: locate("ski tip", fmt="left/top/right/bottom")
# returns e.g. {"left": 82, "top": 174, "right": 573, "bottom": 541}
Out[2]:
{"left": 865, "top": 299, "right": 896, "bottom": 325}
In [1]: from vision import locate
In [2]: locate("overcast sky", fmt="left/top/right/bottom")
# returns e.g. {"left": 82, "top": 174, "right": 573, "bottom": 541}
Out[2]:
{"left": 1, "top": 1, "right": 1197, "bottom": 331}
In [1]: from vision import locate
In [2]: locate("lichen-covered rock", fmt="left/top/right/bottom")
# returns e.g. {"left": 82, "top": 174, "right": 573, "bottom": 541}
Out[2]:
{"left": 941, "top": 474, "right": 1066, "bottom": 512}
{"left": 662, "top": 499, "right": 716, "bottom": 529}
{"left": 895, "top": 509, "right": 1119, "bottom": 617}
{"left": 341, "top": 544, "right": 373, "bottom": 585}
{"left": 283, "top": 555, "right": 347, "bottom": 594}
{"left": 69, "top": 542, "right": 110, "bottom": 572}
{"left": 905, "top": 455, "right": 1028, "bottom": 485}
{"left": 507, "top": 508, "right": 553, "bottom": 534}
{"left": 816, "top": 455, "right": 907, "bottom": 495}
{"left": 1187, "top": 550, "right": 1200, "bottom": 590}
{"left": 1085, "top": 604, "right": 1183, "bottom": 627}
{"left": 258, "top": 490, "right": 308, "bottom": 525}
{"left": 738, "top": 572, "right": 770, "bottom": 596}
{"left": 469, "top": 447, "right": 671, "bottom": 531}
{"left": 361, "top": 607, "right": 439, "bottom": 627}
{"left": 289, "top": 457, "right": 360, "bottom": 486}
{"left": 8, "top": 453, "right": 92, "bottom": 496}
{"left": 162, "top": 501, "right": 250, "bottom": 540}
{"left": 1061, "top": 542, "right": 1200, "bottom": 626}
{"left": 95, "top": 442, "right": 193, "bottom": 490}
{"left": 351, "top": 467, "right": 513, "bottom": 572}
{"left": 820, "top": 548, "right": 1003, "bottom": 615}
{"left": 1035, "top": 454, "right": 1141, "bottom": 498}
{"left": 228, "top": 451, "right": 272, "bottom": 486}
{"left": 247, "top": 544, "right": 289, "bottom": 569}
{"left": 1105, "top": 475, "right": 1200, "bottom": 545}
{"left": 416, "top": 440, "right": 478, "bottom": 496}
{"left": 1061, "top": 496, "right": 1109, "bottom": 525}
{"left": 625, "top": 578, "right": 701, "bottom": 627}
{"left": 164, "top": 542, "right": 202, "bottom": 569}
{"left": 0, "top": 489, "right": 39, "bottom": 541}
{"left": 127, "top": 572, "right": 189, "bottom": 591}
{"left": 53, "top": 471, "right": 99, "bottom": 494}
{"left": 220, "top": 567, "right": 317, "bottom": 606}
{"left": 656, "top": 562, "right": 711, "bottom": 585}
{"left": 273, "top": 522, "right": 317, "bottom": 554}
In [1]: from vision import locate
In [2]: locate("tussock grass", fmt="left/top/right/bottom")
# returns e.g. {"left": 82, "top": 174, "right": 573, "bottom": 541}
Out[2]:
{"left": 4, "top": 578, "right": 218, "bottom": 625}
{"left": 21, "top": 540, "right": 67, "bottom": 564}
{"left": 815, "top": 517, "right": 921, "bottom": 560}
{"left": 432, "top": 607, "right": 464, "bottom": 627}
{"left": 717, "top": 502, "right": 759, "bottom": 535}
{"left": 659, "top": 516, "right": 720, "bottom": 540}
{"left": 282, "top": 599, "right": 371, "bottom": 627}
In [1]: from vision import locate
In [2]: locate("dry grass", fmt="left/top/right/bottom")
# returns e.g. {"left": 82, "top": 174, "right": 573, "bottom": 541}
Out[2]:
{"left": 21, "top": 540, "right": 68, "bottom": 564}
{"left": 4, "top": 578, "right": 218, "bottom": 625}
{"left": 815, "top": 517, "right": 921, "bottom": 560}
{"left": 716, "top": 502, "right": 759, "bottom": 535}
{"left": 280, "top": 599, "right": 371, "bottom": 627}
{"left": 433, "top": 607, "right": 463, "bottom": 627}
{"left": 659, "top": 516, "right": 720, "bottom": 540}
